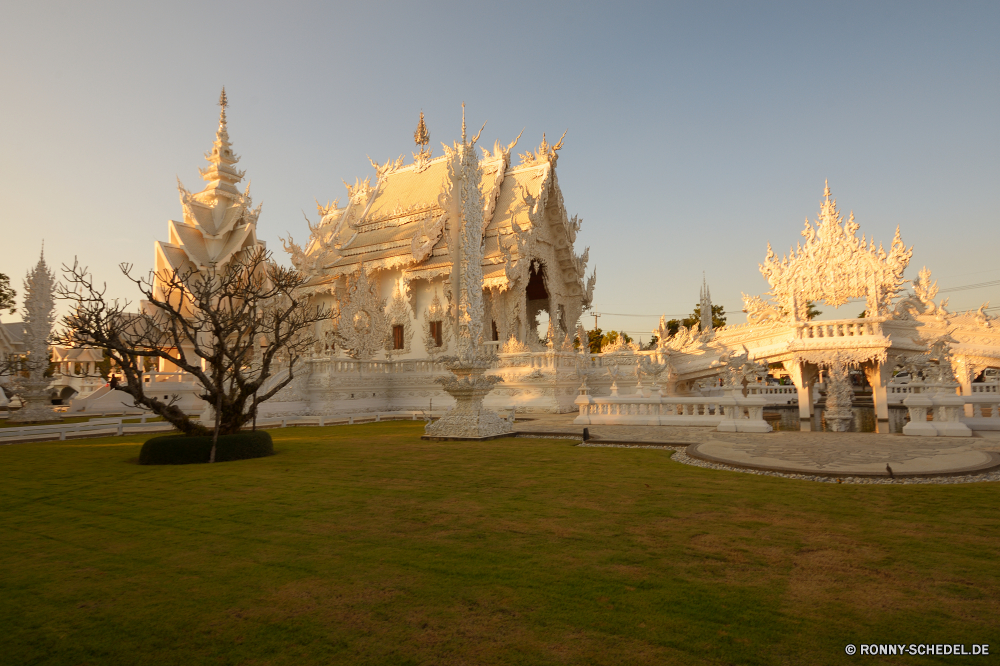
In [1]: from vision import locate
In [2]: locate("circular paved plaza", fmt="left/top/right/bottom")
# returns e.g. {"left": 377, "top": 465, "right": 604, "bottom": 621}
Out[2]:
{"left": 514, "top": 414, "right": 1000, "bottom": 482}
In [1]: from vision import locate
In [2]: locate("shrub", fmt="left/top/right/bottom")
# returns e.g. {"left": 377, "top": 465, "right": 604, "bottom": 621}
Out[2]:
{"left": 139, "top": 430, "right": 274, "bottom": 465}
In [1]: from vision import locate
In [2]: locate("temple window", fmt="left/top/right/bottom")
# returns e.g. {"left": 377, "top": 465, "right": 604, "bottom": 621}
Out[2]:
{"left": 491, "top": 320, "right": 499, "bottom": 341}
{"left": 392, "top": 325, "right": 405, "bottom": 350}
{"left": 429, "top": 321, "right": 443, "bottom": 347}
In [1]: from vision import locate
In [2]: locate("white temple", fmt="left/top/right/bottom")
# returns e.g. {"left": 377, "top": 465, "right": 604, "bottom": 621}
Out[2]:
{"left": 60, "top": 93, "right": 1000, "bottom": 437}
{"left": 255, "top": 104, "right": 599, "bottom": 417}
{"left": 283, "top": 112, "right": 596, "bottom": 359}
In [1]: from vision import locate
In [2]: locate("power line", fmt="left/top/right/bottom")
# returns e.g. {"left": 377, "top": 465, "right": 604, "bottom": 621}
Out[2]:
{"left": 591, "top": 277, "right": 999, "bottom": 322}
{"left": 598, "top": 312, "right": 684, "bottom": 318}
{"left": 938, "top": 279, "right": 1000, "bottom": 293}
{"left": 595, "top": 308, "right": 741, "bottom": 319}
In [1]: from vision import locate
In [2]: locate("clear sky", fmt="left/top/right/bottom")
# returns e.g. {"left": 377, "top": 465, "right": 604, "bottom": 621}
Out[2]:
{"left": 2, "top": 1, "right": 997, "bottom": 339}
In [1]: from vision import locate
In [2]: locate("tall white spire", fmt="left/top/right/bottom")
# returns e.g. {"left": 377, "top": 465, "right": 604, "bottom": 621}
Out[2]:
{"left": 197, "top": 86, "right": 245, "bottom": 199}
{"left": 700, "top": 273, "right": 713, "bottom": 334}
{"left": 10, "top": 246, "right": 57, "bottom": 422}
{"left": 455, "top": 103, "right": 485, "bottom": 361}
{"left": 159, "top": 89, "right": 263, "bottom": 280}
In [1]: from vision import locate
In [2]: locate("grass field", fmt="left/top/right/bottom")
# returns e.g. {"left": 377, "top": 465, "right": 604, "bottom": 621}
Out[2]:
{"left": 2, "top": 422, "right": 998, "bottom": 665}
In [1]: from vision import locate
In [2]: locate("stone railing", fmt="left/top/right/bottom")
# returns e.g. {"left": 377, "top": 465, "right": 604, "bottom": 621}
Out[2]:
{"left": 300, "top": 356, "right": 450, "bottom": 380}
{"left": 745, "top": 385, "right": 797, "bottom": 405}
{"left": 795, "top": 318, "right": 882, "bottom": 339}
{"left": 142, "top": 371, "right": 197, "bottom": 384}
{"left": 573, "top": 388, "right": 771, "bottom": 432}
{"left": 699, "top": 385, "right": 797, "bottom": 405}
{"left": 890, "top": 380, "right": 999, "bottom": 405}
{"left": 496, "top": 350, "right": 582, "bottom": 370}
{"left": 959, "top": 393, "right": 1000, "bottom": 432}
{"left": 0, "top": 415, "right": 176, "bottom": 443}
{"left": 887, "top": 383, "right": 917, "bottom": 404}
{"left": 902, "top": 383, "right": 971, "bottom": 437}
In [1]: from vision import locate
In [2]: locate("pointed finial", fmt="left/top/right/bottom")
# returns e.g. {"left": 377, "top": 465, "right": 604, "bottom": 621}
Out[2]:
{"left": 414, "top": 110, "right": 429, "bottom": 147}
{"left": 218, "top": 86, "right": 228, "bottom": 126}
{"left": 824, "top": 179, "right": 831, "bottom": 199}
{"left": 461, "top": 102, "right": 467, "bottom": 143}
{"left": 40, "top": 240, "right": 45, "bottom": 260}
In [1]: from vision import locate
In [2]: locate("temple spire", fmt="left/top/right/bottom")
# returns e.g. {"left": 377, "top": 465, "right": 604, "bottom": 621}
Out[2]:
{"left": 413, "top": 110, "right": 431, "bottom": 163}
{"left": 700, "top": 272, "right": 714, "bottom": 334}
{"left": 219, "top": 86, "right": 228, "bottom": 127}
{"left": 414, "top": 110, "right": 429, "bottom": 148}
{"left": 198, "top": 87, "right": 244, "bottom": 198}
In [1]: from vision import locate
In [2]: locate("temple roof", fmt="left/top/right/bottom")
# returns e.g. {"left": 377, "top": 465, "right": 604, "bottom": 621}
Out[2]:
{"left": 296, "top": 129, "right": 574, "bottom": 291}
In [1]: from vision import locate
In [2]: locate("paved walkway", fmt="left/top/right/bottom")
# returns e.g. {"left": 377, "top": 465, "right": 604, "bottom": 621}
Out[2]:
{"left": 514, "top": 413, "right": 1000, "bottom": 479}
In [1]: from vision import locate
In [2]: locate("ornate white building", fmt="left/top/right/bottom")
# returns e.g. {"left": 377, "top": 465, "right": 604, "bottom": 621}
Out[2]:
{"left": 255, "top": 108, "right": 598, "bottom": 416}
{"left": 601, "top": 183, "right": 1000, "bottom": 433}
{"left": 284, "top": 114, "right": 596, "bottom": 359}
{"left": 72, "top": 95, "right": 598, "bottom": 417}
{"left": 67, "top": 95, "right": 1000, "bottom": 434}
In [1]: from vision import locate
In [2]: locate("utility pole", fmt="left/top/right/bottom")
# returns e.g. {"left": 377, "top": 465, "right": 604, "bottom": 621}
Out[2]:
{"left": 592, "top": 312, "right": 601, "bottom": 330}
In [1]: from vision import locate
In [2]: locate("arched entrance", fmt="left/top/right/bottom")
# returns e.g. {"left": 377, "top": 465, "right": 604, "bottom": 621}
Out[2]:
{"left": 526, "top": 261, "right": 550, "bottom": 343}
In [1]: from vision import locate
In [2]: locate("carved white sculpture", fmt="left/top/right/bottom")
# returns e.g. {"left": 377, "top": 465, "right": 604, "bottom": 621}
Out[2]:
{"left": 421, "top": 289, "right": 452, "bottom": 356}
{"left": 822, "top": 354, "right": 854, "bottom": 432}
{"left": 336, "top": 266, "right": 390, "bottom": 360}
{"left": 424, "top": 108, "right": 513, "bottom": 439}
{"left": 744, "top": 182, "right": 912, "bottom": 322}
{"left": 384, "top": 279, "right": 414, "bottom": 357}
{"left": 722, "top": 349, "right": 768, "bottom": 389}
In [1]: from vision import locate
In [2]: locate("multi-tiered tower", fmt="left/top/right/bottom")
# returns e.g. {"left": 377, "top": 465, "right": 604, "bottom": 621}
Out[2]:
{"left": 153, "top": 89, "right": 264, "bottom": 294}
{"left": 150, "top": 90, "right": 265, "bottom": 373}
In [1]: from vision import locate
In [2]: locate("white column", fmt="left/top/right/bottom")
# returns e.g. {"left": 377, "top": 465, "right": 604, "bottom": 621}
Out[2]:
{"left": 863, "top": 361, "right": 893, "bottom": 434}
{"left": 784, "top": 360, "right": 816, "bottom": 431}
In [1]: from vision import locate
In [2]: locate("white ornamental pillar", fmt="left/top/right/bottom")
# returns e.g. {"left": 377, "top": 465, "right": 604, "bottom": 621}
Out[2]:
{"left": 783, "top": 360, "right": 816, "bottom": 431}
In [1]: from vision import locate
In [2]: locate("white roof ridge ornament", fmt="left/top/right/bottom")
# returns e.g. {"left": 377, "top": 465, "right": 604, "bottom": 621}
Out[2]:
{"left": 742, "top": 182, "right": 913, "bottom": 323}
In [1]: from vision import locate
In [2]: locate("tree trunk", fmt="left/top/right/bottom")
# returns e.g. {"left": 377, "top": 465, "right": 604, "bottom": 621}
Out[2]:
{"left": 210, "top": 389, "right": 221, "bottom": 463}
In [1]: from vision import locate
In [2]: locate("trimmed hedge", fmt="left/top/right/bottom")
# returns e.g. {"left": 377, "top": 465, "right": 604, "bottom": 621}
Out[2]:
{"left": 139, "top": 430, "right": 274, "bottom": 465}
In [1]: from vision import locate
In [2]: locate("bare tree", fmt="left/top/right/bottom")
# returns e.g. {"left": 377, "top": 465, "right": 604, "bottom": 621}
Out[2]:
{"left": 56, "top": 247, "right": 328, "bottom": 453}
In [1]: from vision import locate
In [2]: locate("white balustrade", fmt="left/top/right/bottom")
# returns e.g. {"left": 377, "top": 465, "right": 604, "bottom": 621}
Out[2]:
{"left": 796, "top": 318, "right": 882, "bottom": 339}
{"left": 142, "top": 371, "right": 197, "bottom": 384}
{"left": 574, "top": 390, "right": 771, "bottom": 432}
{"left": 959, "top": 392, "right": 1000, "bottom": 431}
{"left": 0, "top": 415, "right": 173, "bottom": 443}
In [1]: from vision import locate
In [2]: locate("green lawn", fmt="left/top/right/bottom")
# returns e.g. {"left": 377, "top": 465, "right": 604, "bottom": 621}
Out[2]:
{"left": 2, "top": 422, "right": 998, "bottom": 665}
